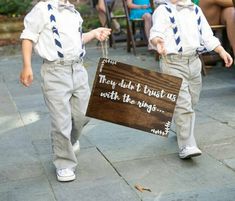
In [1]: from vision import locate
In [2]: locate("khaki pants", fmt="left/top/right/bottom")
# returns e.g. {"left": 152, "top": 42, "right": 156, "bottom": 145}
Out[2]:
{"left": 41, "top": 60, "right": 90, "bottom": 170}
{"left": 160, "top": 54, "right": 202, "bottom": 149}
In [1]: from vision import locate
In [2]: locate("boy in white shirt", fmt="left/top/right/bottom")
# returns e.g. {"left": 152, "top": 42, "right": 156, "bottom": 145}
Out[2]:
{"left": 20, "top": 0, "right": 111, "bottom": 182}
{"left": 150, "top": 0, "right": 233, "bottom": 159}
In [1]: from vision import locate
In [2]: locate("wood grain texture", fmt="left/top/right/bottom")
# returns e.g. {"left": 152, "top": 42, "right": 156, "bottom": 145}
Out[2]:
{"left": 86, "top": 58, "right": 182, "bottom": 137}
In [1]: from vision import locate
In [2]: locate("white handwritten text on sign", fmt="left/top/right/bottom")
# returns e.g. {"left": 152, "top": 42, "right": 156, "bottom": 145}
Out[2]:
{"left": 86, "top": 58, "right": 182, "bottom": 137}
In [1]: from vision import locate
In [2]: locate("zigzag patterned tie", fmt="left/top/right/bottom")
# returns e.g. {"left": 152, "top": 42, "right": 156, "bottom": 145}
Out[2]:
{"left": 195, "top": 6, "right": 207, "bottom": 54}
{"left": 165, "top": 6, "right": 183, "bottom": 53}
{"left": 48, "top": 4, "right": 64, "bottom": 58}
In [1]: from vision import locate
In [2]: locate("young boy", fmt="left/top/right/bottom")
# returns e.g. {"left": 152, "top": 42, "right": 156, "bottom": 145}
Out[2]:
{"left": 150, "top": 0, "right": 233, "bottom": 159}
{"left": 19, "top": 0, "right": 111, "bottom": 182}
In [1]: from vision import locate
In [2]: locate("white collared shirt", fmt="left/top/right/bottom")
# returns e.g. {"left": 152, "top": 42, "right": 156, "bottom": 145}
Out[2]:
{"left": 20, "top": 0, "right": 84, "bottom": 61}
{"left": 149, "top": 2, "right": 220, "bottom": 55}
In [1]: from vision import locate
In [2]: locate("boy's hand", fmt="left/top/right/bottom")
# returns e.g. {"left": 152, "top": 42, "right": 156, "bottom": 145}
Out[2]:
{"left": 82, "top": 28, "right": 111, "bottom": 44}
{"left": 214, "top": 45, "right": 233, "bottom": 67}
{"left": 219, "top": 50, "right": 233, "bottom": 68}
{"left": 94, "top": 27, "right": 112, "bottom": 42}
{"left": 20, "top": 67, "right": 33, "bottom": 87}
{"left": 151, "top": 37, "right": 167, "bottom": 56}
{"left": 156, "top": 39, "right": 167, "bottom": 56}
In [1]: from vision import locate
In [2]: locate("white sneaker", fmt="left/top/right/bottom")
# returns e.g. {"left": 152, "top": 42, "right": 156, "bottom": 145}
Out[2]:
{"left": 73, "top": 140, "right": 80, "bottom": 154}
{"left": 179, "top": 146, "right": 202, "bottom": 159}
{"left": 56, "top": 168, "right": 76, "bottom": 182}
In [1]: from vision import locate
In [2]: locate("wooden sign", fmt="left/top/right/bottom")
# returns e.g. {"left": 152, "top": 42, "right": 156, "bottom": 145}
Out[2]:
{"left": 86, "top": 58, "right": 182, "bottom": 137}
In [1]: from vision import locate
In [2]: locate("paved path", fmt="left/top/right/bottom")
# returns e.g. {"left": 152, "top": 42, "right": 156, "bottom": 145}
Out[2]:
{"left": 0, "top": 43, "right": 235, "bottom": 201}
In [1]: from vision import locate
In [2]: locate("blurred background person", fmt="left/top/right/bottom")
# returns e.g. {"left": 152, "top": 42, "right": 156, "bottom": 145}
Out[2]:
{"left": 93, "top": 0, "right": 121, "bottom": 34}
{"left": 196, "top": 0, "right": 235, "bottom": 59}
{"left": 127, "top": 0, "right": 153, "bottom": 50}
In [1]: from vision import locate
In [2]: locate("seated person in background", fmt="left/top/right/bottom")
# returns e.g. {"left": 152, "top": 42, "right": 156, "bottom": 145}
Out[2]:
{"left": 195, "top": 0, "right": 235, "bottom": 59}
{"left": 127, "top": 0, "right": 153, "bottom": 49}
{"left": 93, "top": 0, "right": 121, "bottom": 34}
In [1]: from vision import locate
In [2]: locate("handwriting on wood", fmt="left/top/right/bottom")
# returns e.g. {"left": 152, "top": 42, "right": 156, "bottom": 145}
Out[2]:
{"left": 86, "top": 58, "right": 182, "bottom": 137}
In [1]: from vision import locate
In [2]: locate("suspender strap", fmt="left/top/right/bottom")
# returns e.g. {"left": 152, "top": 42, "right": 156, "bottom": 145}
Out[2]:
{"left": 79, "top": 25, "right": 85, "bottom": 58}
{"left": 194, "top": 6, "right": 207, "bottom": 54}
{"left": 47, "top": 3, "right": 86, "bottom": 59}
{"left": 164, "top": 5, "right": 183, "bottom": 53}
{"left": 47, "top": 4, "right": 64, "bottom": 58}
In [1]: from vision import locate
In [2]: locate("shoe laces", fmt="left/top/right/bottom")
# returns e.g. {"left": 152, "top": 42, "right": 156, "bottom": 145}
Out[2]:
{"left": 57, "top": 168, "right": 73, "bottom": 176}
{"left": 179, "top": 145, "right": 191, "bottom": 152}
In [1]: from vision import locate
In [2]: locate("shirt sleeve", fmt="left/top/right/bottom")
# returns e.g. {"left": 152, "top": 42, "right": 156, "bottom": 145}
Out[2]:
{"left": 149, "top": 6, "right": 168, "bottom": 42}
{"left": 198, "top": 6, "right": 220, "bottom": 51}
{"left": 20, "top": 2, "right": 46, "bottom": 43}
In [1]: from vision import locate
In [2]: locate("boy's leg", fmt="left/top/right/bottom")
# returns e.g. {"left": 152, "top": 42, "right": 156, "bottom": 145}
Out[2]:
{"left": 70, "top": 62, "right": 91, "bottom": 145}
{"left": 160, "top": 56, "right": 201, "bottom": 149}
{"left": 174, "top": 80, "right": 198, "bottom": 148}
{"left": 176, "top": 57, "right": 202, "bottom": 148}
{"left": 70, "top": 96, "right": 90, "bottom": 145}
{"left": 188, "top": 57, "right": 202, "bottom": 109}
{"left": 70, "top": 99, "right": 85, "bottom": 145}
{"left": 41, "top": 63, "right": 77, "bottom": 170}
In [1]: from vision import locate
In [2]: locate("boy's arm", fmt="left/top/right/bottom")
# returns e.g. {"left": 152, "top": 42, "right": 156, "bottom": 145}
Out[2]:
{"left": 197, "top": 7, "right": 233, "bottom": 67}
{"left": 214, "top": 45, "right": 233, "bottom": 67}
{"left": 198, "top": 7, "right": 223, "bottom": 52}
{"left": 149, "top": 6, "right": 167, "bottom": 55}
{"left": 20, "top": 39, "right": 34, "bottom": 87}
{"left": 82, "top": 27, "right": 111, "bottom": 44}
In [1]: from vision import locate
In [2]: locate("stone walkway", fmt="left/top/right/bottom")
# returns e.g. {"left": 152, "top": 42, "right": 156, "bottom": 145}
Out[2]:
{"left": 0, "top": 42, "right": 235, "bottom": 201}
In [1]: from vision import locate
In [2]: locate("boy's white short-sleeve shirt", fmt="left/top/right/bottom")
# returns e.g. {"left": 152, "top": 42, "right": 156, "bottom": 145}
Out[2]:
{"left": 149, "top": 2, "right": 220, "bottom": 55}
{"left": 20, "top": 0, "right": 84, "bottom": 61}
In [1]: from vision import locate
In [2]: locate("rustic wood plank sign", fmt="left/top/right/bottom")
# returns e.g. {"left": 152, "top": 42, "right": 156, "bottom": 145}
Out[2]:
{"left": 86, "top": 58, "right": 182, "bottom": 137}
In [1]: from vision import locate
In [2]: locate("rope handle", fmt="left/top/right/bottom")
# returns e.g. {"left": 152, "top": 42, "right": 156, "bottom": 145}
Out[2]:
{"left": 100, "top": 38, "right": 109, "bottom": 58}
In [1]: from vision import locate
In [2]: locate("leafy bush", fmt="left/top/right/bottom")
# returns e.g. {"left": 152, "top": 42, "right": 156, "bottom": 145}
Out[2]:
{"left": 76, "top": 3, "right": 91, "bottom": 17}
{"left": 76, "top": 3, "right": 101, "bottom": 32}
{"left": 82, "top": 16, "right": 100, "bottom": 32}
{"left": 0, "top": 0, "right": 32, "bottom": 17}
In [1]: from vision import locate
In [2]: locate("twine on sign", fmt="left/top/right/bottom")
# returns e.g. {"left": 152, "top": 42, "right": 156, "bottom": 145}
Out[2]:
{"left": 101, "top": 38, "right": 109, "bottom": 58}
{"left": 161, "top": 55, "right": 168, "bottom": 66}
